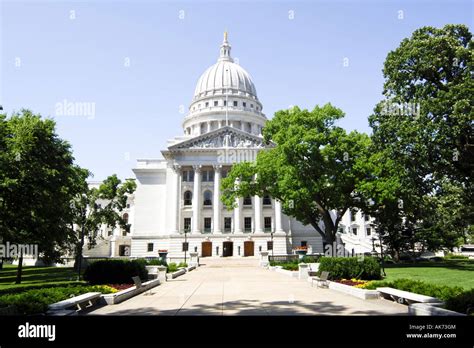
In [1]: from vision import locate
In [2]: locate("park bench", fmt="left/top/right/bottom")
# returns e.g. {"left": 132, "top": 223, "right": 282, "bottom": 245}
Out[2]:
{"left": 311, "top": 271, "right": 329, "bottom": 288}
{"left": 132, "top": 276, "right": 143, "bottom": 288}
{"left": 48, "top": 292, "right": 101, "bottom": 312}
{"left": 377, "top": 287, "right": 442, "bottom": 305}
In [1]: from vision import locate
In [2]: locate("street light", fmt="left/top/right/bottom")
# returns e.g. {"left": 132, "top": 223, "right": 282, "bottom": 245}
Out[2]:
{"left": 270, "top": 232, "right": 274, "bottom": 258}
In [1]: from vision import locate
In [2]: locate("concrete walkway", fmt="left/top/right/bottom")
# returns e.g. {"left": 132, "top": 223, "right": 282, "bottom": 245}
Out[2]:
{"left": 88, "top": 258, "right": 407, "bottom": 316}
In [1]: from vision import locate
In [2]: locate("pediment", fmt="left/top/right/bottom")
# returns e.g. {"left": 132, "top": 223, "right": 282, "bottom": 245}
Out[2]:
{"left": 168, "top": 126, "right": 270, "bottom": 151}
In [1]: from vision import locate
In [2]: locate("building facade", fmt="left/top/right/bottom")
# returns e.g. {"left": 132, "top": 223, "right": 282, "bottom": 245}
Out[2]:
{"left": 85, "top": 33, "right": 376, "bottom": 260}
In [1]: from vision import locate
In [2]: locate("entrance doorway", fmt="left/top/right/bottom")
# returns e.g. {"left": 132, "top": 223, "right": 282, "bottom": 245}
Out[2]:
{"left": 244, "top": 241, "right": 254, "bottom": 256}
{"left": 223, "top": 241, "right": 233, "bottom": 257}
{"left": 201, "top": 241, "right": 212, "bottom": 257}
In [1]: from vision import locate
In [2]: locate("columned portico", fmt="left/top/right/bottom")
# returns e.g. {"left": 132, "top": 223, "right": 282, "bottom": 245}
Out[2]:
{"left": 213, "top": 164, "right": 222, "bottom": 234}
{"left": 192, "top": 165, "right": 202, "bottom": 234}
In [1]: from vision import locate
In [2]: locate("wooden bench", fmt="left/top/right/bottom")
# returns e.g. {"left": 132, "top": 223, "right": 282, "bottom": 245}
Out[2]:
{"left": 48, "top": 292, "right": 101, "bottom": 312}
{"left": 132, "top": 276, "right": 143, "bottom": 288}
{"left": 311, "top": 271, "right": 329, "bottom": 288}
{"left": 377, "top": 287, "right": 442, "bottom": 305}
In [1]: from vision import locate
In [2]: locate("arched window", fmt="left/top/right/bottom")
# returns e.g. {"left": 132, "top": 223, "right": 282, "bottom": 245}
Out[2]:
{"left": 184, "top": 191, "right": 192, "bottom": 206}
{"left": 122, "top": 213, "right": 129, "bottom": 224}
{"left": 203, "top": 190, "right": 212, "bottom": 206}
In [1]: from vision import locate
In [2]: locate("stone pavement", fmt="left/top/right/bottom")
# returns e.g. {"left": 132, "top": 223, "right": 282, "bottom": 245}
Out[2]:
{"left": 87, "top": 257, "right": 407, "bottom": 316}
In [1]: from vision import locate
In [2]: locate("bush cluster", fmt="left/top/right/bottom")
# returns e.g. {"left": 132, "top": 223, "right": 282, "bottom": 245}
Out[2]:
{"left": 83, "top": 260, "right": 148, "bottom": 285}
{"left": 361, "top": 278, "right": 473, "bottom": 315}
{"left": 318, "top": 257, "right": 382, "bottom": 280}
{"left": 0, "top": 285, "right": 115, "bottom": 315}
{"left": 444, "top": 253, "right": 469, "bottom": 260}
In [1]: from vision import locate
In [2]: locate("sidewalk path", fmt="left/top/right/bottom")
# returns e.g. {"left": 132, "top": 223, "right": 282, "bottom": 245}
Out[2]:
{"left": 88, "top": 258, "right": 407, "bottom": 316}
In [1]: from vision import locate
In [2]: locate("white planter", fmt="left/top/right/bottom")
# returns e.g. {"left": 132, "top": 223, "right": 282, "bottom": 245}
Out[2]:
{"left": 102, "top": 278, "right": 161, "bottom": 305}
{"left": 274, "top": 266, "right": 298, "bottom": 278}
{"left": 408, "top": 303, "right": 466, "bottom": 316}
{"left": 328, "top": 281, "right": 380, "bottom": 300}
{"left": 167, "top": 268, "right": 186, "bottom": 280}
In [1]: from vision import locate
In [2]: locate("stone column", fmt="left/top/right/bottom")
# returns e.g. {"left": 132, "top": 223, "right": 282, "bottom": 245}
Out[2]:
{"left": 207, "top": 121, "right": 211, "bottom": 133}
{"left": 192, "top": 165, "right": 202, "bottom": 234}
{"left": 233, "top": 178, "right": 242, "bottom": 233}
{"left": 275, "top": 199, "right": 284, "bottom": 233}
{"left": 213, "top": 165, "right": 222, "bottom": 234}
{"left": 254, "top": 196, "right": 263, "bottom": 233}
{"left": 234, "top": 197, "right": 242, "bottom": 233}
{"left": 172, "top": 164, "right": 181, "bottom": 234}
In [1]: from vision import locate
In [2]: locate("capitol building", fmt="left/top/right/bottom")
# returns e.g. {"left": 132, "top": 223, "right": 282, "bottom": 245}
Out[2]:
{"left": 87, "top": 33, "right": 376, "bottom": 260}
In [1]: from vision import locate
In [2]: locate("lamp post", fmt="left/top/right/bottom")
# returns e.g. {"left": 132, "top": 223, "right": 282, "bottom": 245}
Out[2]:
{"left": 371, "top": 237, "right": 376, "bottom": 253}
{"left": 184, "top": 230, "right": 188, "bottom": 264}
{"left": 270, "top": 232, "right": 274, "bottom": 258}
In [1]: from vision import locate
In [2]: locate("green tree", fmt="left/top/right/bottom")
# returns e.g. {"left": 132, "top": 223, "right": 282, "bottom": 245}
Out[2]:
{"left": 0, "top": 110, "right": 88, "bottom": 282}
{"left": 221, "top": 104, "right": 372, "bottom": 245}
{"left": 72, "top": 174, "right": 136, "bottom": 279}
{"left": 365, "top": 24, "right": 473, "bottom": 258}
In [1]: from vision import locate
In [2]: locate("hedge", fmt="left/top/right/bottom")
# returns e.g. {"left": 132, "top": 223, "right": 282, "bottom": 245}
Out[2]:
{"left": 318, "top": 256, "right": 381, "bottom": 280}
{"left": 361, "top": 278, "right": 472, "bottom": 315}
{"left": 0, "top": 285, "right": 116, "bottom": 315}
{"left": 83, "top": 259, "right": 148, "bottom": 285}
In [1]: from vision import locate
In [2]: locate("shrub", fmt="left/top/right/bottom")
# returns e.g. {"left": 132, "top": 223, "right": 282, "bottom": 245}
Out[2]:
{"left": 83, "top": 260, "right": 148, "bottom": 285}
{"left": 167, "top": 263, "right": 178, "bottom": 273}
{"left": 444, "top": 253, "right": 469, "bottom": 260}
{"left": 144, "top": 258, "right": 167, "bottom": 266}
{"left": 0, "top": 285, "right": 115, "bottom": 315}
{"left": 361, "top": 278, "right": 464, "bottom": 301}
{"left": 177, "top": 262, "right": 188, "bottom": 268}
{"left": 281, "top": 263, "right": 299, "bottom": 271}
{"left": 301, "top": 255, "right": 321, "bottom": 263}
{"left": 445, "top": 289, "right": 474, "bottom": 315}
{"left": 318, "top": 257, "right": 381, "bottom": 280}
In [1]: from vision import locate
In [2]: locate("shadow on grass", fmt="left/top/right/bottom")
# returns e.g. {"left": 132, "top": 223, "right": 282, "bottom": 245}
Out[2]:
{"left": 384, "top": 260, "right": 474, "bottom": 271}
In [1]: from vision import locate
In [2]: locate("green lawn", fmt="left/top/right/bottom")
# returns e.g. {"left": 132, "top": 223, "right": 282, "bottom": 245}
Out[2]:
{"left": 0, "top": 264, "right": 85, "bottom": 292}
{"left": 383, "top": 260, "right": 474, "bottom": 290}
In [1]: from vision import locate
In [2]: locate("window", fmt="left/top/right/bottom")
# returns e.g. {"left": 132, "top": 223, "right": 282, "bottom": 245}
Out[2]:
{"left": 267, "top": 241, "right": 273, "bottom": 250}
{"left": 263, "top": 195, "right": 272, "bottom": 205}
{"left": 184, "top": 191, "right": 192, "bottom": 206}
{"left": 244, "top": 217, "right": 252, "bottom": 232}
{"left": 126, "top": 204, "right": 130, "bottom": 208}
{"left": 243, "top": 102, "right": 246, "bottom": 107}
{"left": 251, "top": 104, "right": 254, "bottom": 108}
{"left": 243, "top": 196, "right": 252, "bottom": 206}
{"left": 122, "top": 213, "right": 129, "bottom": 224}
{"left": 233, "top": 101, "right": 238, "bottom": 107}
{"left": 221, "top": 169, "right": 228, "bottom": 178}
{"left": 147, "top": 243, "right": 153, "bottom": 252}
{"left": 223, "top": 100, "right": 227, "bottom": 106}
{"left": 352, "top": 228, "right": 358, "bottom": 235}
{"left": 202, "top": 170, "right": 214, "bottom": 182}
{"left": 366, "top": 228, "right": 371, "bottom": 236}
{"left": 364, "top": 214, "right": 370, "bottom": 222}
{"left": 205, "top": 102, "right": 209, "bottom": 107}
{"left": 203, "top": 190, "right": 212, "bottom": 206}
{"left": 182, "top": 170, "right": 194, "bottom": 182}
{"left": 204, "top": 217, "right": 212, "bottom": 233}
{"left": 108, "top": 229, "right": 112, "bottom": 236}
{"left": 214, "top": 101, "right": 218, "bottom": 106}
{"left": 182, "top": 242, "right": 189, "bottom": 252}
{"left": 301, "top": 241, "right": 307, "bottom": 247}
{"left": 184, "top": 218, "right": 191, "bottom": 232}
{"left": 351, "top": 211, "right": 356, "bottom": 222}
{"left": 224, "top": 217, "right": 232, "bottom": 232}
{"left": 264, "top": 217, "right": 272, "bottom": 232}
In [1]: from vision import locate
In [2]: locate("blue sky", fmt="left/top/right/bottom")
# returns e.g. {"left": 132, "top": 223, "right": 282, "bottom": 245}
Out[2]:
{"left": 1, "top": 0, "right": 472, "bottom": 180}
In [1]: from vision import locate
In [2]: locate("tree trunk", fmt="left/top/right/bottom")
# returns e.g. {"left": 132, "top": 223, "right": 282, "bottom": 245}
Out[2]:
{"left": 0, "top": 258, "right": 3, "bottom": 270}
{"left": 15, "top": 251, "right": 23, "bottom": 284}
{"left": 76, "top": 223, "right": 86, "bottom": 281}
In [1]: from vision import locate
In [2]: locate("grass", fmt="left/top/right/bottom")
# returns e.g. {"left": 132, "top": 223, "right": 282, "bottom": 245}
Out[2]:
{"left": 383, "top": 260, "right": 474, "bottom": 290}
{"left": 0, "top": 264, "right": 85, "bottom": 292}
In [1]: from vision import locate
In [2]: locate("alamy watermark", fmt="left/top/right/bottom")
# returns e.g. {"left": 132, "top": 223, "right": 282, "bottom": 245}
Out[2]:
{"left": 217, "top": 148, "right": 258, "bottom": 164}
{"left": 380, "top": 100, "right": 420, "bottom": 118}
{"left": 0, "top": 242, "right": 39, "bottom": 258}
{"left": 55, "top": 99, "right": 96, "bottom": 119}
{"left": 324, "top": 242, "right": 365, "bottom": 261}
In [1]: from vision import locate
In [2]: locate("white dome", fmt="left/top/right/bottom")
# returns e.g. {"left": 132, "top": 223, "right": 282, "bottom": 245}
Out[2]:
{"left": 193, "top": 61, "right": 258, "bottom": 101}
{"left": 182, "top": 33, "right": 266, "bottom": 137}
